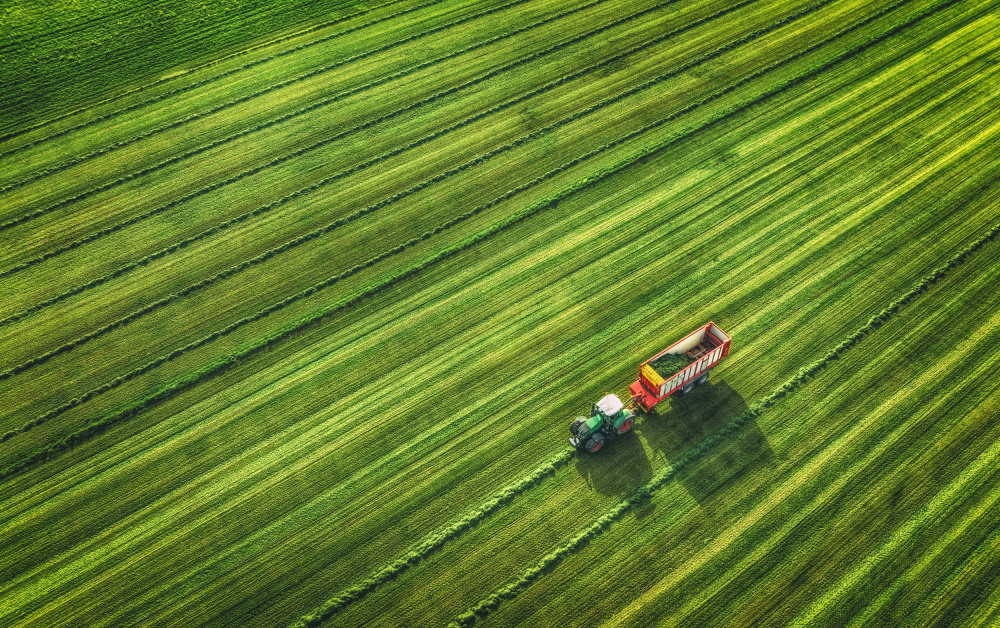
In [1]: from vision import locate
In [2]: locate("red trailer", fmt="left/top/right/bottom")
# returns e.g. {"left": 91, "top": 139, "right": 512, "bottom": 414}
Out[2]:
{"left": 628, "top": 322, "right": 732, "bottom": 412}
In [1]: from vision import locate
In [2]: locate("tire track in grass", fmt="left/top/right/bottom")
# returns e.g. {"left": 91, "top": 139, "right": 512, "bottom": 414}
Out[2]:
{"left": 0, "top": 0, "right": 424, "bottom": 152}
{"left": 0, "top": 0, "right": 901, "bottom": 449}
{"left": 449, "top": 165, "right": 999, "bottom": 628}
{"left": 0, "top": 0, "right": 939, "bottom": 481}
{"left": 0, "top": 0, "right": 843, "bottom": 381}
{"left": 0, "top": 0, "right": 563, "bottom": 194}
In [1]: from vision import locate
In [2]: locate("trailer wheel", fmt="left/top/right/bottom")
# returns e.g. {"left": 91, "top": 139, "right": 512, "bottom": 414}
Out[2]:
{"left": 696, "top": 371, "right": 709, "bottom": 385}
{"left": 615, "top": 418, "right": 634, "bottom": 435}
{"left": 681, "top": 382, "right": 694, "bottom": 395}
{"left": 570, "top": 417, "right": 587, "bottom": 436}
{"left": 585, "top": 435, "right": 605, "bottom": 453}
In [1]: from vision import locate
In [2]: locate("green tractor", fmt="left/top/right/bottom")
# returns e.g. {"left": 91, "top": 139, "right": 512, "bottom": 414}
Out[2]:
{"left": 568, "top": 394, "right": 636, "bottom": 453}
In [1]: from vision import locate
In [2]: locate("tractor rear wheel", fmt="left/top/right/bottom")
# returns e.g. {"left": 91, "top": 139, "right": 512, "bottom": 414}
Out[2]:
{"left": 616, "top": 418, "right": 634, "bottom": 435}
{"left": 584, "top": 435, "right": 605, "bottom": 453}
{"left": 570, "top": 417, "right": 587, "bottom": 436}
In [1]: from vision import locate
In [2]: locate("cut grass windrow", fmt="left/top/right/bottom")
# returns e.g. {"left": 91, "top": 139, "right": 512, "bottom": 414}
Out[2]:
{"left": 449, "top": 215, "right": 1000, "bottom": 628}
{"left": 0, "top": 0, "right": 565, "bottom": 227}
{"left": 288, "top": 448, "right": 576, "bottom": 628}
{"left": 0, "top": 0, "right": 949, "bottom": 484}
{"left": 0, "top": 0, "right": 422, "bottom": 154}
{"left": 0, "top": 0, "right": 577, "bottom": 193}
{"left": 0, "top": 0, "right": 783, "bottom": 283}
{"left": 0, "top": 0, "right": 837, "bottom": 367}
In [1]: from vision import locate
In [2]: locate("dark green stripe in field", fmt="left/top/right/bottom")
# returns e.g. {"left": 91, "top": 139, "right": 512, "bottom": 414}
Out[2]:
{"left": 0, "top": 0, "right": 379, "bottom": 136}
{"left": 2, "top": 0, "right": 999, "bottom": 624}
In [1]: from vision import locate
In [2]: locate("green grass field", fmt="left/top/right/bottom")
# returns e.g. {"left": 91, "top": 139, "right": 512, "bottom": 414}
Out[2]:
{"left": 1, "top": 0, "right": 999, "bottom": 625}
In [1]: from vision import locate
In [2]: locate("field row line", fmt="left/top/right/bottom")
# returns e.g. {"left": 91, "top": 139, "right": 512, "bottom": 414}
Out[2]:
{"left": 0, "top": 0, "right": 579, "bottom": 194}
{"left": 0, "top": 0, "right": 832, "bottom": 388}
{"left": 0, "top": 0, "right": 428, "bottom": 145}
{"left": 0, "top": 2, "right": 149, "bottom": 54}
{"left": 0, "top": 0, "right": 927, "bottom": 480}
{"left": 289, "top": 0, "right": 973, "bottom": 622}
{"left": 0, "top": 0, "right": 766, "bottom": 284}
{"left": 0, "top": 0, "right": 547, "bottom": 225}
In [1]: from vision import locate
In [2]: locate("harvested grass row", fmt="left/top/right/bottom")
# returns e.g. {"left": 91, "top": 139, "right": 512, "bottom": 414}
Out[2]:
{"left": 289, "top": 449, "right": 576, "bottom": 628}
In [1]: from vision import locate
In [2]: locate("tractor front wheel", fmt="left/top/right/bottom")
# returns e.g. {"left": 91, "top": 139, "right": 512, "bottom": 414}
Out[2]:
{"left": 616, "top": 418, "right": 634, "bottom": 435}
{"left": 570, "top": 417, "right": 587, "bottom": 435}
{"left": 584, "top": 435, "right": 605, "bottom": 453}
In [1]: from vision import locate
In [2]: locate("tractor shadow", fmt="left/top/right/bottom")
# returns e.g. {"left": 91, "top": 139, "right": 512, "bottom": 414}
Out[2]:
{"left": 637, "top": 379, "right": 775, "bottom": 506}
{"left": 574, "top": 429, "right": 653, "bottom": 499}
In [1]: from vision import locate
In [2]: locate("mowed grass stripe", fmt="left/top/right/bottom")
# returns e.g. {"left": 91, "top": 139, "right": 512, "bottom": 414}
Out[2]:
{"left": 0, "top": 0, "right": 845, "bottom": 385}
{"left": 0, "top": 0, "right": 544, "bottom": 230}
{"left": 0, "top": 0, "right": 690, "bottom": 277}
{"left": 0, "top": 0, "right": 436, "bottom": 160}
{"left": 3, "top": 0, "right": 972, "bottom": 516}
{"left": 0, "top": 0, "right": 928, "bottom": 466}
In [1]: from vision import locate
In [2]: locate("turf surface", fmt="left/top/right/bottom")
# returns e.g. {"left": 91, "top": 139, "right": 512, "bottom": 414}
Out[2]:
{"left": 1, "top": 0, "right": 998, "bottom": 625}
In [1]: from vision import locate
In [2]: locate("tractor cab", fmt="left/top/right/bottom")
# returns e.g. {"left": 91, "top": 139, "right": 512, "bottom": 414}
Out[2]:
{"left": 569, "top": 394, "right": 635, "bottom": 453}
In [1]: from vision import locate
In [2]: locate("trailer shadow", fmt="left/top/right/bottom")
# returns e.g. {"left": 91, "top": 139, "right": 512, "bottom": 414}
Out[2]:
{"left": 638, "top": 379, "right": 775, "bottom": 506}
{"left": 574, "top": 430, "right": 653, "bottom": 499}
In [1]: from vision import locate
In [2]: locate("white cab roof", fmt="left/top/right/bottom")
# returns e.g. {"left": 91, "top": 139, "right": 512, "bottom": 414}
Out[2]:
{"left": 596, "top": 394, "right": 624, "bottom": 416}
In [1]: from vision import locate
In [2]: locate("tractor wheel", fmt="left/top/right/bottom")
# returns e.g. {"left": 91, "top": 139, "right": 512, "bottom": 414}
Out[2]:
{"left": 616, "top": 418, "right": 634, "bottom": 435}
{"left": 681, "top": 382, "right": 694, "bottom": 395}
{"left": 570, "top": 417, "right": 587, "bottom": 436}
{"left": 584, "top": 435, "right": 605, "bottom": 453}
{"left": 696, "top": 371, "right": 710, "bottom": 385}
